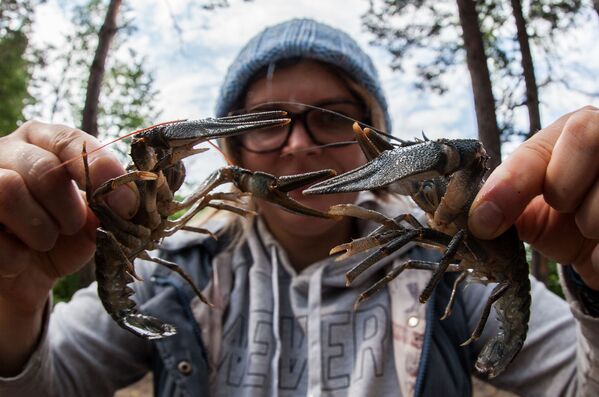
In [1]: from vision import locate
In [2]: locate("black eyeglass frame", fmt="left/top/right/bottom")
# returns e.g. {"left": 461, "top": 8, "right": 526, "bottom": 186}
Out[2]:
{"left": 229, "top": 100, "right": 371, "bottom": 154}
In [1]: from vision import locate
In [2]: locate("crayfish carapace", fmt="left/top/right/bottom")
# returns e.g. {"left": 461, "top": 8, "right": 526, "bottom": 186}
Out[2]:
{"left": 305, "top": 123, "right": 531, "bottom": 378}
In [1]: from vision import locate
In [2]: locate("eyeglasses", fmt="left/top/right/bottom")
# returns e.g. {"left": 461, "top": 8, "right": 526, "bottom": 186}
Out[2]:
{"left": 231, "top": 100, "right": 369, "bottom": 153}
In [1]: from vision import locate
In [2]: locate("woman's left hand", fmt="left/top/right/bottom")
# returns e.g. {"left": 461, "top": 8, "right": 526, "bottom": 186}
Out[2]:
{"left": 468, "top": 105, "right": 599, "bottom": 290}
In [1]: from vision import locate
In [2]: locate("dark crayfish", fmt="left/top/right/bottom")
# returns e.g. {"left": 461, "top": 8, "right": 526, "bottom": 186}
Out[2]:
{"left": 305, "top": 123, "right": 531, "bottom": 378}
{"left": 83, "top": 111, "right": 336, "bottom": 339}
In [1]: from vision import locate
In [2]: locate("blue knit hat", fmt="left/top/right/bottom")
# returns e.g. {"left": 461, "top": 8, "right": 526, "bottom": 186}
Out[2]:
{"left": 215, "top": 18, "right": 391, "bottom": 131}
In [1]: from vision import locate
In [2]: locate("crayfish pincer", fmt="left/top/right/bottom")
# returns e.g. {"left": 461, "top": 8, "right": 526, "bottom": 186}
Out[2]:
{"left": 304, "top": 124, "right": 531, "bottom": 378}
{"left": 83, "top": 112, "right": 335, "bottom": 340}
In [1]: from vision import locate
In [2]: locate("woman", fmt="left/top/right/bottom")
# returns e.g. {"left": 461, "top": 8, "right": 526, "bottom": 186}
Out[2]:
{"left": 1, "top": 18, "right": 598, "bottom": 396}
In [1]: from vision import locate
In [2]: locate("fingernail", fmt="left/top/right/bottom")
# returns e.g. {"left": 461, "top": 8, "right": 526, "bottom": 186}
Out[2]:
{"left": 469, "top": 201, "right": 504, "bottom": 239}
{"left": 106, "top": 184, "right": 139, "bottom": 219}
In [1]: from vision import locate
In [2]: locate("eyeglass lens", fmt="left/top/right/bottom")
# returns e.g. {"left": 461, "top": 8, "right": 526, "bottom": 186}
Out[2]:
{"left": 238, "top": 101, "right": 366, "bottom": 153}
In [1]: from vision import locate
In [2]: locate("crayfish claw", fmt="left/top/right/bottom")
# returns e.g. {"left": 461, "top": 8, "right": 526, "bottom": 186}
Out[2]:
{"left": 120, "top": 313, "right": 177, "bottom": 340}
{"left": 330, "top": 242, "right": 351, "bottom": 258}
{"left": 274, "top": 169, "right": 337, "bottom": 192}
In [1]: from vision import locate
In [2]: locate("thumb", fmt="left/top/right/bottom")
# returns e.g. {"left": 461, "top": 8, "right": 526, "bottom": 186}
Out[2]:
{"left": 468, "top": 111, "right": 571, "bottom": 239}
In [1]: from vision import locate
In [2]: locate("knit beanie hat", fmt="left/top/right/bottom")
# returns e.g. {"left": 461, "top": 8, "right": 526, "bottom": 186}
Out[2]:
{"left": 214, "top": 18, "right": 391, "bottom": 131}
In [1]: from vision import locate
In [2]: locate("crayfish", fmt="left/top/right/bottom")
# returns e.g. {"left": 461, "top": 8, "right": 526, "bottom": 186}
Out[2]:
{"left": 305, "top": 123, "right": 531, "bottom": 378}
{"left": 83, "top": 111, "right": 336, "bottom": 339}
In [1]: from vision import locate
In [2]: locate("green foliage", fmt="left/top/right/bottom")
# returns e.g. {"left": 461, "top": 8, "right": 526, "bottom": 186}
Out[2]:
{"left": 98, "top": 48, "right": 160, "bottom": 159}
{"left": 52, "top": 274, "right": 81, "bottom": 304}
{"left": 528, "top": 0, "right": 584, "bottom": 34}
{"left": 0, "top": 0, "right": 38, "bottom": 135}
{"left": 545, "top": 261, "right": 564, "bottom": 298}
{"left": 525, "top": 244, "right": 564, "bottom": 298}
{"left": 35, "top": 0, "right": 160, "bottom": 146}
{"left": 0, "top": 30, "right": 31, "bottom": 135}
{"left": 363, "top": 1, "right": 462, "bottom": 95}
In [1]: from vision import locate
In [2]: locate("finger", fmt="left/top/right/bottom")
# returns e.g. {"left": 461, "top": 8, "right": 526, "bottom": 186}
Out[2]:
{"left": 593, "top": 245, "right": 599, "bottom": 279}
{"left": 545, "top": 107, "right": 599, "bottom": 212}
{"left": 572, "top": 241, "right": 599, "bottom": 291}
{"left": 576, "top": 178, "right": 599, "bottom": 239}
{"left": 0, "top": 141, "right": 87, "bottom": 235}
{"left": 14, "top": 121, "right": 138, "bottom": 219}
{"left": 515, "top": 195, "right": 598, "bottom": 290}
{"left": 14, "top": 121, "right": 113, "bottom": 184}
{"left": 0, "top": 232, "right": 31, "bottom": 278}
{"left": 469, "top": 110, "right": 573, "bottom": 239}
{"left": 45, "top": 218, "right": 97, "bottom": 279}
{"left": 0, "top": 169, "right": 59, "bottom": 252}
{"left": 515, "top": 195, "right": 589, "bottom": 264}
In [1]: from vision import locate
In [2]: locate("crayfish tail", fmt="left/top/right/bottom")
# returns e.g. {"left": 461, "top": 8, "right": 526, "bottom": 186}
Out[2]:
{"left": 474, "top": 331, "right": 526, "bottom": 379}
{"left": 475, "top": 267, "right": 531, "bottom": 379}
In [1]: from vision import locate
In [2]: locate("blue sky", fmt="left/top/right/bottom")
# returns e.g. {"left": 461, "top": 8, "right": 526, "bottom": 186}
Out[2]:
{"left": 29, "top": 0, "right": 599, "bottom": 185}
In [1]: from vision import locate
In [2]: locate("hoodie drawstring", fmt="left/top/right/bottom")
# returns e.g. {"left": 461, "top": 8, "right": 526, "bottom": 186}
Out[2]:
{"left": 270, "top": 246, "right": 281, "bottom": 397}
{"left": 307, "top": 263, "right": 325, "bottom": 397}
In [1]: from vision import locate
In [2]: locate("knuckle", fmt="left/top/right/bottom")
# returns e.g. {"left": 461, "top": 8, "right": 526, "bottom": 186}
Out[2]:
{"left": 0, "top": 169, "right": 25, "bottom": 208}
{"left": 0, "top": 248, "right": 30, "bottom": 278}
{"left": 20, "top": 119, "right": 44, "bottom": 131}
{"left": 575, "top": 213, "right": 599, "bottom": 240}
{"left": 519, "top": 139, "right": 553, "bottom": 167}
{"left": 563, "top": 111, "right": 599, "bottom": 153}
{"left": 15, "top": 119, "right": 44, "bottom": 133}
{"left": 28, "top": 153, "right": 60, "bottom": 181}
{"left": 50, "top": 126, "right": 86, "bottom": 154}
{"left": 579, "top": 105, "right": 598, "bottom": 112}
{"left": 544, "top": 188, "right": 574, "bottom": 213}
{"left": 34, "top": 232, "right": 59, "bottom": 253}
{"left": 14, "top": 119, "right": 46, "bottom": 138}
{"left": 543, "top": 173, "right": 575, "bottom": 212}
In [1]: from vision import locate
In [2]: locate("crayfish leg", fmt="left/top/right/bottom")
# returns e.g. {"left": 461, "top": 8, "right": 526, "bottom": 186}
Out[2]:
{"left": 92, "top": 171, "right": 157, "bottom": 202}
{"left": 346, "top": 229, "right": 420, "bottom": 286}
{"left": 207, "top": 201, "right": 257, "bottom": 218}
{"left": 440, "top": 270, "right": 469, "bottom": 320}
{"left": 330, "top": 230, "right": 401, "bottom": 261}
{"left": 327, "top": 204, "right": 393, "bottom": 226}
{"left": 419, "top": 229, "right": 465, "bottom": 304}
{"left": 354, "top": 259, "right": 461, "bottom": 310}
{"left": 139, "top": 252, "right": 214, "bottom": 308}
{"left": 179, "top": 226, "right": 218, "bottom": 240}
{"left": 461, "top": 280, "right": 510, "bottom": 346}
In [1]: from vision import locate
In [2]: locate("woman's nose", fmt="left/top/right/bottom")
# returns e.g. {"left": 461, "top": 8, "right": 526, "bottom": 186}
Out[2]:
{"left": 281, "top": 120, "right": 320, "bottom": 155}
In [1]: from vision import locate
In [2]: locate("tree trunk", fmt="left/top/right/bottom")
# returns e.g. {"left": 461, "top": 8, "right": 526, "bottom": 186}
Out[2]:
{"left": 78, "top": 0, "right": 122, "bottom": 288}
{"left": 511, "top": 0, "right": 541, "bottom": 135}
{"left": 80, "top": 0, "right": 122, "bottom": 137}
{"left": 594, "top": 0, "right": 599, "bottom": 20}
{"left": 455, "top": 0, "right": 502, "bottom": 171}
{"left": 510, "top": 0, "right": 549, "bottom": 283}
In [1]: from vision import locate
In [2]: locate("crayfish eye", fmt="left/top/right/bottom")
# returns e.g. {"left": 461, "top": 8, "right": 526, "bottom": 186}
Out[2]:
{"left": 423, "top": 182, "right": 441, "bottom": 207}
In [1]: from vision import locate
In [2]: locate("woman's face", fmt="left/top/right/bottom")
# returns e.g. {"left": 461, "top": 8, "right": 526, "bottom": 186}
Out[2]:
{"left": 238, "top": 60, "right": 367, "bottom": 239}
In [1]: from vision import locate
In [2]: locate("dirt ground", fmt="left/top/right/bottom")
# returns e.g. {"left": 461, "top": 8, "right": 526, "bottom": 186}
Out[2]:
{"left": 115, "top": 373, "right": 517, "bottom": 396}
{"left": 115, "top": 373, "right": 153, "bottom": 397}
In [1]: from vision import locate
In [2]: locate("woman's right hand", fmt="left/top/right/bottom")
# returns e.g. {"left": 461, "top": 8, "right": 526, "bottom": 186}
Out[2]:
{"left": 0, "top": 120, "right": 139, "bottom": 375}
{"left": 0, "top": 120, "right": 135, "bottom": 321}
